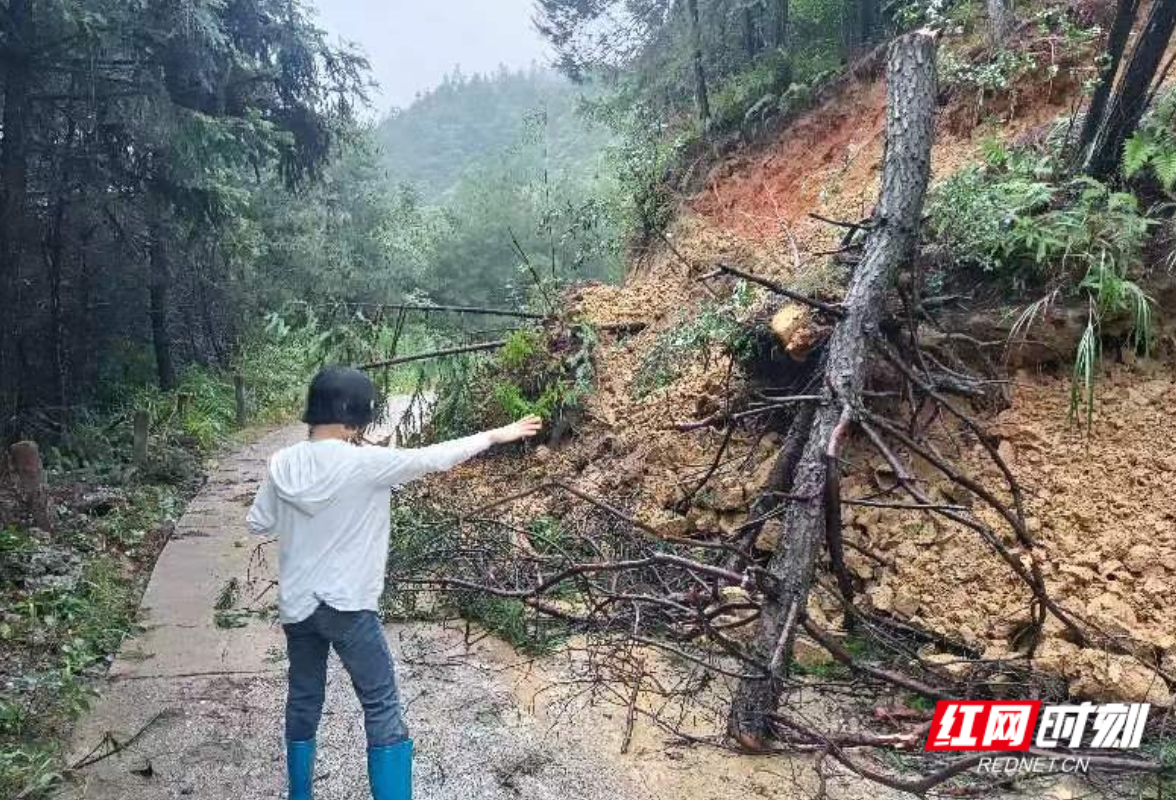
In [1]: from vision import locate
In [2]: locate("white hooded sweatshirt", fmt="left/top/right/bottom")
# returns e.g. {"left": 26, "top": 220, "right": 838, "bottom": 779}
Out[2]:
{"left": 247, "top": 434, "right": 492, "bottom": 624}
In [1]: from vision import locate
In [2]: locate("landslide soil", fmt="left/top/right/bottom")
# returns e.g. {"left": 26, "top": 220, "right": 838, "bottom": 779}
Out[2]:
{"left": 418, "top": 40, "right": 1176, "bottom": 708}
{"left": 845, "top": 360, "right": 1176, "bottom": 706}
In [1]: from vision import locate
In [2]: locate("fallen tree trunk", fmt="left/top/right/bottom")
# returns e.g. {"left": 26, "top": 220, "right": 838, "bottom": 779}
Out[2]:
{"left": 728, "top": 29, "right": 939, "bottom": 747}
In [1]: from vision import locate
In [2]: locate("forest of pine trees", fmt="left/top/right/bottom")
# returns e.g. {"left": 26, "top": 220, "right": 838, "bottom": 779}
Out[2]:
{"left": 2, "top": 0, "right": 1173, "bottom": 440}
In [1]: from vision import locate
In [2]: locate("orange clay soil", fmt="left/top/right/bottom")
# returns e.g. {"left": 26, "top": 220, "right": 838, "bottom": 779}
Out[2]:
{"left": 416, "top": 46, "right": 1176, "bottom": 706}
{"left": 841, "top": 360, "right": 1176, "bottom": 707}
{"left": 690, "top": 52, "right": 1081, "bottom": 283}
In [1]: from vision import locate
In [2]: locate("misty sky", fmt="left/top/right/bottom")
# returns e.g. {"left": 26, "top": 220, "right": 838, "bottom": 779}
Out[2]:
{"left": 310, "top": 0, "right": 552, "bottom": 113}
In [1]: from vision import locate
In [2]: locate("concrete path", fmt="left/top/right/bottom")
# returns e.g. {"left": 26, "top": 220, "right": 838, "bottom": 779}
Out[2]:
{"left": 66, "top": 419, "right": 652, "bottom": 800}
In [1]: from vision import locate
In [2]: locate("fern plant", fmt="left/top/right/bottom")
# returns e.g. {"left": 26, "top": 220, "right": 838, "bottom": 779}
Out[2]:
{"left": 934, "top": 140, "right": 1157, "bottom": 427}
{"left": 1123, "top": 89, "right": 1176, "bottom": 192}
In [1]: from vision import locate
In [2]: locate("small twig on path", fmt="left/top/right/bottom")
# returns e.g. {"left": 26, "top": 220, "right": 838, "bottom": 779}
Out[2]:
{"left": 72, "top": 710, "right": 171, "bottom": 770}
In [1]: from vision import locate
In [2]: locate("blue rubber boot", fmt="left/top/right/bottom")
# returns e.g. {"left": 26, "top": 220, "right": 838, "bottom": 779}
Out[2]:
{"left": 286, "top": 740, "right": 316, "bottom": 800}
{"left": 367, "top": 739, "right": 413, "bottom": 800}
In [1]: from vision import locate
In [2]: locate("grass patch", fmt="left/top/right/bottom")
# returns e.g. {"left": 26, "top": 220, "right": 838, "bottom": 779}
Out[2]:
{"left": 1, "top": 474, "right": 182, "bottom": 799}
{"left": 0, "top": 555, "right": 143, "bottom": 799}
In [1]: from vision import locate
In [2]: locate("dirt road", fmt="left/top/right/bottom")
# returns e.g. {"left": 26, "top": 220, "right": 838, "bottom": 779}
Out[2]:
{"left": 65, "top": 419, "right": 652, "bottom": 800}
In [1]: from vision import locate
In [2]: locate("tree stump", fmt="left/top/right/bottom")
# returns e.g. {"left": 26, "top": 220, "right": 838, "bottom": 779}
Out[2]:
{"left": 9, "top": 441, "right": 54, "bottom": 533}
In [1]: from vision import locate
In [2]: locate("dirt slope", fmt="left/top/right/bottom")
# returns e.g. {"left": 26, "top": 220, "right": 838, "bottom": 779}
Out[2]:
{"left": 690, "top": 62, "right": 1079, "bottom": 274}
{"left": 423, "top": 50, "right": 1176, "bottom": 709}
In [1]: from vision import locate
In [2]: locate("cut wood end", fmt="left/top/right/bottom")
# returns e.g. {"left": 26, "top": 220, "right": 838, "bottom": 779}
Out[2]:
{"left": 771, "top": 305, "right": 828, "bottom": 362}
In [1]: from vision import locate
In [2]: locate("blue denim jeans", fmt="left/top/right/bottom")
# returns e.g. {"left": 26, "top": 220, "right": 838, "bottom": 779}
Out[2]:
{"left": 283, "top": 603, "right": 410, "bottom": 748}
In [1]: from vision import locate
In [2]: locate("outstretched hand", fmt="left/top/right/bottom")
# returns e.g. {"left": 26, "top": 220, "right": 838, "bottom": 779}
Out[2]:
{"left": 489, "top": 415, "right": 544, "bottom": 445}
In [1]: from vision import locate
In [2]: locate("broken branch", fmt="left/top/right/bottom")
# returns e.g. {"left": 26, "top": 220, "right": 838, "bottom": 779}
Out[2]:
{"left": 709, "top": 263, "right": 846, "bottom": 318}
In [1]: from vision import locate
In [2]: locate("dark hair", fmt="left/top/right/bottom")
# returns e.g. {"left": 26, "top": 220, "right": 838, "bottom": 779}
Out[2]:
{"left": 302, "top": 366, "right": 376, "bottom": 429}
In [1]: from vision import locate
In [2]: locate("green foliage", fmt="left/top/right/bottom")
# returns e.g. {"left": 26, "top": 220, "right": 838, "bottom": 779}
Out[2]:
{"left": 1123, "top": 90, "right": 1176, "bottom": 192}
{"left": 790, "top": 658, "right": 852, "bottom": 680}
{"left": 454, "top": 595, "right": 568, "bottom": 656}
{"left": 939, "top": 48, "right": 1039, "bottom": 96}
{"left": 929, "top": 163, "right": 1056, "bottom": 276}
{"left": 1150, "top": 736, "right": 1176, "bottom": 768}
{"left": 930, "top": 144, "right": 1151, "bottom": 285}
{"left": 709, "top": 50, "right": 793, "bottom": 133}
{"left": 91, "top": 485, "right": 181, "bottom": 560}
{"left": 1031, "top": 3, "right": 1101, "bottom": 47}
{"left": 1071, "top": 312, "right": 1100, "bottom": 430}
{"left": 1012, "top": 180, "right": 1150, "bottom": 279}
{"left": 893, "top": 0, "right": 976, "bottom": 33}
{"left": 580, "top": 94, "right": 681, "bottom": 241}
{"left": 788, "top": 0, "right": 851, "bottom": 81}
{"left": 270, "top": 69, "right": 622, "bottom": 310}
{"left": 43, "top": 307, "right": 404, "bottom": 478}
{"left": 214, "top": 578, "right": 241, "bottom": 612}
{"left": 0, "top": 552, "right": 144, "bottom": 799}
{"left": 493, "top": 381, "right": 574, "bottom": 422}
{"left": 0, "top": 527, "right": 37, "bottom": 584}
{"left": 4, "top": 456, "right": 178, "bottom": 800}
{"left": 420, "top": 356, "right": 484, "bottom": 446}
{"left": 633, "top": 282, "right": 756, "bottom": 397}
{"left": 426, "top": 324, "right": 598, "bottom": 442}
{"left": 3, "top": 0, "right": 370, "bottom": 424}
{"left": 525, "top": 516, "right": 574, "bottom": 557}
{"left": 376, "top": 67, "right": 610, "bottom": 201}
{"left": 904, "top": 693, "right": 937, "bottom": 712}
{"left": 931, "top": 140, "right": 1157, "bottom": 424}
{"left": 127, "top": 371, "right": 238, "bottom": 454}
{"left": 499, "top": 330, "right": 544, "bottom": 371}
{"left": 0, "top": 744, "right": 64, "bottom": 800}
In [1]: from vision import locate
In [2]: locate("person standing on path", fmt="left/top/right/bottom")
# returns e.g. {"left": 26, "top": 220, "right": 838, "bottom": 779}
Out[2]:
{"left": 247, "top": 366, "right": 542, "bottom": 800}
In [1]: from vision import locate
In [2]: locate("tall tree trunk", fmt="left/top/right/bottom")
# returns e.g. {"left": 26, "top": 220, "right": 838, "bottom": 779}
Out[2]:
{"left": 0, "top": 0, "right": 34, "bottom": 429}
{"left": 1077, "top": 0, "right": 1141, "bottom": 156}
{"left": 46, "top": 183, "right": 67, "bottom": 409}
{"left": 147, "top": 183, "right": 177, "bottom": 391}
{"left": 44, "top": 113, "right": 76, "bottom": 409}
{"left": 773, "top": 0, "right": 790, "bottom": 48}
{"left": 685, "top": 0, "right": 711, "bottom": 131}
{"left": 728, "top": 29, "right": 939, "bottom": 747}
{"left": 1084, "top": 0, "right": 1176, "bottom": 178}
{"left": 743, "top": 5, "right": 760, "bottom": 60}
{"left": 199, "top": 267, "right": 227, "bottom": 365}
{"left": 859, "top": 0, "right": 879, "bottom": 45}
{"left": 987, "top": 0, "right": 1014, "bottom": 46}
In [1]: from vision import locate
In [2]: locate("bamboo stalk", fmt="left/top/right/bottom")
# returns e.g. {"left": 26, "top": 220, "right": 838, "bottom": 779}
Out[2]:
{"left": 331, "top": 302, "right": 544, "bottom": 320}
{"left": 359, "top": 340, "right": 508, "bottom": 371}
